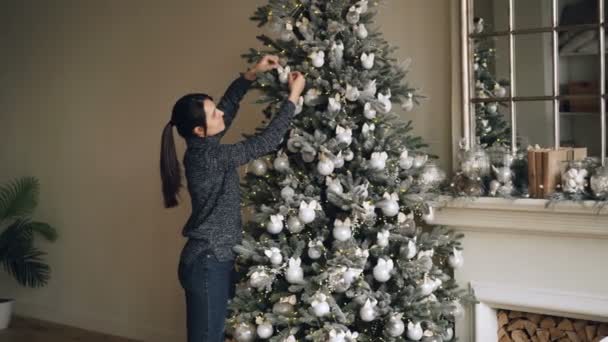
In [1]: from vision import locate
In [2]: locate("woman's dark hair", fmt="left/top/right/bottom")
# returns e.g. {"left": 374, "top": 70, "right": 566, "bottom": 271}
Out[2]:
{"left": 160, "top": 93, "right": 213, "bottom": 208}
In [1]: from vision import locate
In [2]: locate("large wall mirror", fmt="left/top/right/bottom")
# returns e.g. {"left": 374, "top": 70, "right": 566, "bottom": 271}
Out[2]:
{"left": 460, "top": 0, "right": 607, "bottom": 166}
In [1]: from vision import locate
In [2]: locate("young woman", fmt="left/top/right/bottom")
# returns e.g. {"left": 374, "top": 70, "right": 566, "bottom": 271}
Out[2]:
{"left": 160, "top": 55, "right": 306, "bottom": 341}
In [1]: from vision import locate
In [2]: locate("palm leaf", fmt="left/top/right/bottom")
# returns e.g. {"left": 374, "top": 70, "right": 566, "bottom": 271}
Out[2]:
{"left": 0, "top": 220, "right": 50, "bottom": 287}
{"left": 0, "top": 177, "right": 39, "bottom": 222}
{"left": 21, "top": 221, "right": 58, "bottom": 242}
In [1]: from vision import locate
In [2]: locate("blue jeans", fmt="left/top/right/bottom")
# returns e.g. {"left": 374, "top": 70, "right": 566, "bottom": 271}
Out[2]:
{"left": 178, "top": 252, "right": 236, "bottom": 342}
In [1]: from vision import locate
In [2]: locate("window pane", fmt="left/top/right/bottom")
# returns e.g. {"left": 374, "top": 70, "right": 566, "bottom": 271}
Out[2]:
{"left": 475, "top": 101, "right": 513, "bottom": 148}
{"left": 513, "top": 0, "right": 552, "bottom": 30}
{"left": 514, "top": 33, "right": 554, "bottom": 97}
{"left": 472, "top": 35, "right": 510, "bottom": 99}
{"left": 560, "top": 100, "right": 604, "bottom": 160}
{"left": 558, "top": 0, "right": 601, "bottom": 27}
{"left": 472, "top": 0, "right": 509, "bottom": 34}
{"left": 516, "top": 101, "right": 555, "bottom": 148}
{"left": 559, "top": 28, "right": 601, "bottom": 98}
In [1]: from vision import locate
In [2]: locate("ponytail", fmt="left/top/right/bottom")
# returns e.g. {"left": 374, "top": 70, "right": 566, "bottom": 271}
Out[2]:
{"left": 160, "top": 122, "right": 181, "bottom": 208}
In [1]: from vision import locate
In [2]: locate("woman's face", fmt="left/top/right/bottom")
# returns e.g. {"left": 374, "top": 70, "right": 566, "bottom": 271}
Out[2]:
{"left": 194, "top": 99, "right": 225, "bottom": 137}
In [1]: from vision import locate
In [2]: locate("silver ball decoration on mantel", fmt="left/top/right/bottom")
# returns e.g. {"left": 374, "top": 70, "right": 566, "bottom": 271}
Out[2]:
{"left": 561, "top": 160, "right": 589, "bottom": 194}
{"left": 417, "top": 161, "right": 446, "bottom": 191}
{"left": 590, "top": 166, "right": 608, "bottom": 199}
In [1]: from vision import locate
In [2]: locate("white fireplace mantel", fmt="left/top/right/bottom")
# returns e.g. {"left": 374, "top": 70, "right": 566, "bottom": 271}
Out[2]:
{"left": 427, "top": 196, "right": 608, "bottom": 239}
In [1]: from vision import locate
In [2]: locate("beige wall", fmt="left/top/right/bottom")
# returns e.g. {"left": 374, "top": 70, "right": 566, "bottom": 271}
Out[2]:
{"left": 0, "top": 1, "right": 453, "bottom": 340}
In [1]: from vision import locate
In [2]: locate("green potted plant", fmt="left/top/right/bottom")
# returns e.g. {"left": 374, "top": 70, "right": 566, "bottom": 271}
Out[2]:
{"left": 0, "top": 177, "right": 58, "bottom": 329}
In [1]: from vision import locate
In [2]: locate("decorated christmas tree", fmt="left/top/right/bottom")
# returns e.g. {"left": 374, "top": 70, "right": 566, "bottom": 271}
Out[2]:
{"left": 228, "top": 1, "right": 470, "bottom": 341}
{"left": 472, "top": 17, "right": 512, "bottom": 148}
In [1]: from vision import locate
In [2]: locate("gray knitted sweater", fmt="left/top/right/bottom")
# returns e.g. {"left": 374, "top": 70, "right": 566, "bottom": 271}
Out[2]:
{"left": 180, "top": 75, "right": 296, "bottom": 264}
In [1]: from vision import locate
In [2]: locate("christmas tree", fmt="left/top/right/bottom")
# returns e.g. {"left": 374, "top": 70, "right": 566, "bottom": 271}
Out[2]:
{"left": 228, "top": 1, "right": 470, "bottom": 341}
{"left": 472, "top": 17, "right": 512, "bottom": 148}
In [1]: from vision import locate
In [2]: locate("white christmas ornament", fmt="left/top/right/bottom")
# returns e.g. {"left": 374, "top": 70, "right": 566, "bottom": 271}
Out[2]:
{"left": 407, "top": 322, "right": 423, "bottom": 341}
{"left": 386, "top": 313, "right": 406, "bottom": 337}
{"left": 332, "top": 217, "right": 352, "bottom": 242}
{"left": 309, "top": 51, "right": 325, "bottom": 68}
{"left": 287, "top": 215, "right": 304, "bottom": 233}
{"left": 413, "top": 153, "right": 428, "bottom": 168}
{"left": 473, "top": 17, "right": 484, "bottom": 34}
{"left": 361, "top": 52, "right": 375, "bottom": 69}
{"left": 357, "top": 0, "right": 369, "bottom": 13}
{"left": 264, "top": 247, "right": 283, "bottom": 266}
{"left": 326, "top": 176, "right": 344, "bottom": 194}
{"left": 328, "top": 93, "right": 342, "bottom": 113}
{"left": 487, "top": 102, "right": 497, "bottom": 114}
{"left": 336, "top": 125, "right": 353, "bottom": 146}
{"left": 343, "top": 267, "right": 363, "bottom": 286}
{"left": 277, "top": 65, "right": 291, "bottom": 84}
{"left": 493, "top": 83, "right": 507, "bottom": 97}
{"left": 283, "top": 335, "right": 296, "bottom": 342}
{"left": 273, "top": 152, "right": 290, "bottom": 173}
{"left": 373, "top": 257, "right": 394, "bottom": 282}
{"left": 378, "top": 192, "right": 399, "bottom": 217}
{"left": 328, "top": 329, "right": 346, "bottom": 342}
{"left": 400, "top": 149, "right": 414, "bottom": 169}
{"left": 256, "top": 320, "right": 274, "bottom": 339}
{"left": 234, "top": 323, "right": 256, "bottom": 342}
{"left": 298, "top": 200, "right": 318, "bottom": 223}
{"left": 346, "top": 6, "right": 362, "bottom": 24}
{"left": 376, "top": 89, "right": 392, "bottom": 113}
{"left": 281, "top": 186, "right": 295, "bottom": 201}
{"left": 317, "top": 154, "right": 335, "bottom": 176}
{"left": 420, "top": 277, "right": 442, "bottom": 296}
{"left": 422, "top": 206, "right": 435, "bottom": 223}
{"left": 285, "top": 257, "right": 304, "bottom": 284}
{"left": 280, "top": 22, "right": 294, "bottom": 42}
{"left": 359, "top": 299, "right": 377, "bottom": 321}
{"left": 406, "top": 239, "right": 417, "bottom": 259}
{"left": 332, "top": 151, "right": 345, "bottom": 169}
{"left": 266, "top": 214, "right": 284, "bottom": 234}
{"left": 402, "top": 93, "right": 414, "bottom": 111}
{"left": 331, "top": 40, "right": 344, "bottom": 67}
{"left": 346, "top": 84, "right": 360, "bottom": 102}
{"left": 304, "top": 88, "right": 321, "bottom": 106}
{"left": 307, "top": 239, "right": 324, "bottom": 259}
{"left": 444, "top": 327, "right": 454, "bottom": 341}
{"left": 376, "top": 229, "right": 390, "bottom": 247}
{"left": 362, "top": 123, "right": 375, "bottom": 139}
{"left": 355, "top": 23, "right": 368, "bottom": 39}
{"left": 249, "top": 270, "right": 271, "bottom": 290}
{"left": 294, "top": 96, "right": 304, "bottom": 115}
{"left": 363, "top": 102, "right": 377, "bottom": 119}
{"left": 369, "top": 152, "right": 388, "bottom": 171}
{"left": 310, "top": 292, "right": 330, "bottom": 317}
{"left": 448, "top": 247, "right": 464, "bottom": 268}
{"left": 362, "top": 79, "right": 377, "bottom": 99}
{"left": 343, "top": 149, "right": 354, "bottom": 161}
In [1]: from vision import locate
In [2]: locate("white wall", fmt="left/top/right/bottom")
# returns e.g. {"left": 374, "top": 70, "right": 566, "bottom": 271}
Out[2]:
{"left": 0, "top": 0, "right": 454, "bottom": 340}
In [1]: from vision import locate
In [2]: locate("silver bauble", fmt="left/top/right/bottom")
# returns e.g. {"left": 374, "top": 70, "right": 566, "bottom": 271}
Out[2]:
{"left": 249, "top": 159, "right": 268, "bottom": 176}
{"left": 273, "top": 156, "right": 290, "bottom": 173}
{"left": 234, "top": 323, "right": 256, "bottom": 342}
{"left": 281, "top": 186, "right": 295, "bottom": 201}
{"left": 256, "top": 322, "right": 274, "bottom": 339}
{"left": 287, "top": 215, "right": 304, "bottom": 233}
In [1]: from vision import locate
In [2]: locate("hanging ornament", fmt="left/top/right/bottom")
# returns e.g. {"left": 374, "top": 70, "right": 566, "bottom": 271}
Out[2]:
{"left": 448, "top": 247, "right": 464, "bottom": 268}
{"left": 279, "top": 22, "right": 295, "bottom": 42}
{"left": 328, "top": 93, "right": 342, "bottom": 113}
{"left": 343, "top": 149, "right": 354, "bottom": 161}
{"left": 363, "top": 102, "right": 377, "bottom": 119}
{"left": 420, "top": 276, "right": 442, "bottom": 296}
{"left": 295, "top": 17, "right": 314, "bottom": 41}
{"left": 273, "top": 152, "right": 290, "bottom": 173}
{"left": 328, "top": 329, "right": 346, "bottom": 342}
{"left": 249, "top": 159, "right": 268, "bottom": 176}
{"left": 361, "top": 52, "right": 375, "bottom": 69}
{"left": 493, "top": 83, "right": 507, "bottom": 97}
{"left": 376, "top": 229, "right": 390, "bottom": 247}
{"left": 332, "top": 217, "right": 352, "bottom": 241}
{"left": 378, "top": 192, "right": 399, "bottom": 217}
{"left": 309, "top": 50, "right": 325, "bottom": 68}
{"left": 362, "top": 123, "right": 375, "bottom": 139}
{"left": 422, "top": 206, "right": 435, "bottom": 223}
{"left": 357, "top": 0, "right": 369, "bottom": 13}
{"left": 332, "top": 151, "right": 345, "bottom": 169}
{"left": 405, "top": 238, "right": 417, "bottom": 259}
{"left": 264, "top": 247, "right": 283, "bottom": 266}
{"left": 361, "top": 201, "right": 376, "bottom": 220}
{"left": 326, "top": 176, "right": 343, "bottom": 194}
{"left": 413, "top": 153, "right": 428, "bottom": 168}
{"left": 317, "top": 153, "right": 335, "bottom": 176}
{"left": 255, "top": 317, "right": 274, "bottom": 339}
{"left": 283, "top": 336, "right": 296, "bottom": 342}
{"left": 450, "top": 300, "right": 465, "bottom": 318}
{"left": 362, "top": 79, "right": 377, "bottom": 99}
{"left": 307, "top": 239, "right": 324, "bottom": 259}
{"left": 287, "top": 215, "right": 304, "bottom": 233}
{"left": 346, "top": 6, "right": 362, "bottom": 24}
{"left": 386, "top": 313, "right": 405, "bottom": 337}
{"left": 272, "top": 295, "right": 296, "bottom": 315}
{"left": 234, "top": 322, "right": 256, "bottom": 342}
{"left": 298, "top": 200, "right": 318, "bottom": 223}
{"left": 281, "top": 186, "right": 295, "bottom": 201}
{"left": 487, "top": 102, "right": 498, "bottom": 114}
{"left": 285, "top": 257, "right": 304, "bottom": 284}
{"left": 359, "top": 298, "right": 377, "bottom": 321}
{"left": 355, "top": 23, "right": 368, "bottom": 39}
{"left": 330, "top": 40, "right": 344, "bottom": 68}
{"left": 342, "top": 267, "right": 362, "bottom": 288}
{"left": 443, "top": 327, "right": 454, "bottom": 341}
{"left": 277, "top": 65, "right": 291, "bottom": 84}
{"left": 249, "top": 270, "right": 272, "bottom": 291}
{"left": 336, "top": 125, "right": 353, "bottom": 146}
{"left": 400, "top": 149, "right": 414, "bottom": 169}
{"left": 473, "top": 17, "right": 484, "bottom": 34}
{"left": 375, "top": 89, "right": 392, "bottom": 113}
{"left": 346, "top": 84, "right": 360, "bottom": 102}
{"left": 294, "top": 96, "right": 304, "bottom": 115}
{"left": 304, "top": 88, "right": 322, "bottom": 106}
{"left": 310, "top": 292, "right": 330, "bottom": 317}
{"left": 372, "top": 257, "right": 394, "bottom": 282}
{"left": 369, "top": 151, "right": 388, "bottom": 171}
{"left": 266, "top": 214, "right": 284, "bottom": 234}
{"left": 402, "top": 93, "right": 414, "bottom": 111}
{"left": 406, "top": 322, "right": 423, "bottom": 341}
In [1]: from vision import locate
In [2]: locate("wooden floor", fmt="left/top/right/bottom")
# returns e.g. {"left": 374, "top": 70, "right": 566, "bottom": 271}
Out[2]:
{"left": 0, "top": 316, "right": 141, "bottom": 342}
